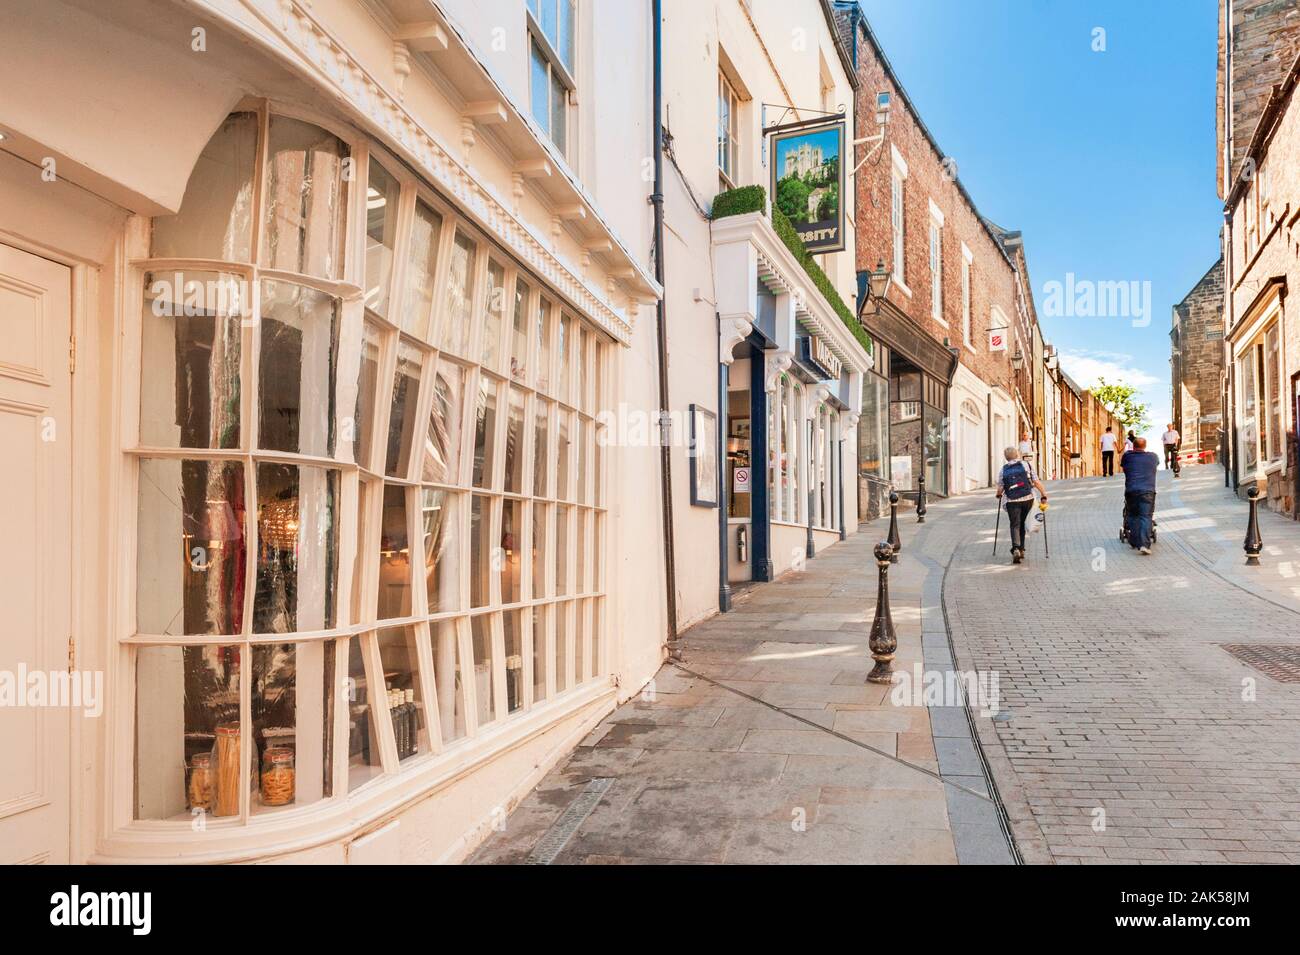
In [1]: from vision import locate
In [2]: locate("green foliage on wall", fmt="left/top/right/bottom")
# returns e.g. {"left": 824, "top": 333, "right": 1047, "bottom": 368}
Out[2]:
{"left": 710, "top": 185, "right": 874, "bottom": 358}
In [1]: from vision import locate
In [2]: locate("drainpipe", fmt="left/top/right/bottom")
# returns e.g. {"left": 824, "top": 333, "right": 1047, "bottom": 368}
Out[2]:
{"left": 651, "top": 0, "right": 679, "bottom": 645}
{"left": 1224, "top": 0, "right": 1236, "bottom": 491}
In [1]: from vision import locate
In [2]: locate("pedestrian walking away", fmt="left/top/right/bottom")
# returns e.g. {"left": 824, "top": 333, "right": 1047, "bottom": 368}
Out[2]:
{"left": 995, "top": 446, "right": 1048, "bottom": 565}
{"left": 1162, "top": 423, "right": 1180, "bottom": 469}
{"left": 1120, "top": 436, "right": 1160, "bottom": 554}
{"left": 1100, "top": 425, "right": 1117, "bottom": 476}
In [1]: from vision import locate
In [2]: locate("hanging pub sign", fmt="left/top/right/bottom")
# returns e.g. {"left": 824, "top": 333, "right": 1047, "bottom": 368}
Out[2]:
{"left": 798, "top": 333, "right": 843, "bottom": 383}
{"left": 769, "top": 118, "right": 846, "bottom": 254}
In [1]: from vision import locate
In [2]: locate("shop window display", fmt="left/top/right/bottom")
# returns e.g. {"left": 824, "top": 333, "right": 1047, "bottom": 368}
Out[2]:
{"left": 127, "top": 109, "right": 610, "bottom": 833}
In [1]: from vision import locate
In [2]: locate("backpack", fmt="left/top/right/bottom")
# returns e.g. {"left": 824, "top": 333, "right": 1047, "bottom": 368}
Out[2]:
{"left": 1002, "top": 461, "right": 1031, "bottom": 498}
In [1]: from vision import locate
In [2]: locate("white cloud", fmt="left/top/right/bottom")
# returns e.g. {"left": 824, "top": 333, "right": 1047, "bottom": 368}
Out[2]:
{"left": 1057, "top": 350, "right": 1160, "bottom": 390}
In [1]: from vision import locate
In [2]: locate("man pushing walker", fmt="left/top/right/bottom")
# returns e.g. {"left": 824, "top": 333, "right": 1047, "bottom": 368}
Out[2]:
{"left": 1121, "top": 436, "right": 1160, "bottom": 554}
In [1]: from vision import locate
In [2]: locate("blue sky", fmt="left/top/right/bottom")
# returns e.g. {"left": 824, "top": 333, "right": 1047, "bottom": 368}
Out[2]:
{"left": 856, "top": 0, "right": 1222, "bottom": 445}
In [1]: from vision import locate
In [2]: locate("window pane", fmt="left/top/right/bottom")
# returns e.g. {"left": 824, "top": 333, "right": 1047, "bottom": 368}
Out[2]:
{"left": 251, "top": 641, "right": 334, "bottom": 812}
{"left": 481, "top": 260, "right": 506, "bottom": 370}
{"left": 346, "top": 636, "right": 383, "bottom": 791}
{"left": 135, "top": 644, "right": 242, "bottom": 820}
{"left": 576, "top": 507, "right": 588, "bottom": 594}
{"left": 376, "top": 626, "right": 429, "bottom": 761}
{"left": 576, "top": 417, "right": 589, "bottom": 503}
{"left": 423, "top": 359, "right": 466, "bottom": 484}
{"left": 137, "top": 459, "right": 246, "bottom": 636}
{"left": 594, "top": 425, "right": 604, "bottom": 505}
{"left": 345, "top": 320, "right": 382, "bottom": 468}
{"left": 502, "top": 499, "right": 522, "bottom": 604}
{"left": 364, "top": 159, "right": 401, "bottom": 319}
{"left": 535, "top": 298, "right": 553, "bottom": 393}
{"left": 550, "top": 67, "right": 567, "bottom": 154}
{"left": 432, "top": 620, "right": 466, "bottom": 743}
{"left": 470, "top": 494, "right": 493, "bottom": 608}
{"left": 534, "top": 400, "right": 551, "bottom": 497}
{"left": 556, "top": 411, "right": 572, "bottom": 499}
{"left": 556, "top": 313, "right": 571, "bottom": 402}
{"left": 254, "top": 463, "right": 339, "bottom": 633}
{"left": 592, "top": 597, "right": 605, "bottom": 681}
{"left": 472, "top": 374, "right": 500, "bottom": 487}
{"left": 510, "top": 278, "right": 530, "bottom": 382}
{"left": 504, "top": 610, "right": 524, "bottom": 713}
{"left": 140, "top": 271, "right": 243, "bottom": 449}
{"left": 259, "top": 280, "right": 339, "bottom": 457}
{"left": 504, "top": 387, "right": 527, "bottom": 494}
{"left": 422, "top": 488, "right": 460, "bottom": 614}
{"left": 151, "top": 112, "right": 256, "bottom": 261}
{"left": 531, "top": 605, "right": 548, "bottom": 704}
{"left": 578, "top": 327, "right": 591, "bottom": 412}
{"left": 532, "top": 502, "right": 549, "bottom": 598}
{"left": 384, "top": 342, "right": 424, "bottom": 478}
{"left": 377, "top": 484, "right": 412, "bottom": 620}
{"left": 575, "top": 597, "right": 586, "bottom": 683}
{"left": 558, "top": 0, "right": 575, "bottom": 70}
{"left": 471, "top": 615, "right": 497, "bottom": 727}
{"left": 261, "top": 116, "right": 349, "bottom": 280}
{"left": 403, "top": 200, "right": 443, "bottom": 340}
{"left": 540, "top": 0, "right": 558, "bottom": 43}
{"left": 351, "top": 480, "right": 373, "bottom": 626}
{"left": 555, "top": 601, "right": 570, "bottom": 693}
{"left": 530, "top": 42, "right": 550, "bottom": 136}
{"left": 440, "top": 230, "right": 477, "bottom": 355}
{"left": 556, "top": 503, "right": 570, "bottom": 596}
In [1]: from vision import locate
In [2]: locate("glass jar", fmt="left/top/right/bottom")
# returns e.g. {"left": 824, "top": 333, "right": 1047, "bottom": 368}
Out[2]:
{"left": 214, "top": 722, "right": 241, "bottom": 817}
{"left": 260, "top": 747, "right": 296, "bottom": 807}
{"left": 188, "top": 752, "right": 213, "bottom": 811}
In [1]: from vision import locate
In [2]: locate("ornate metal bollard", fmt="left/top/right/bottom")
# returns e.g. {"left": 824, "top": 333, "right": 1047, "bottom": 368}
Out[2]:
{"left": 1244, "top": 485, "right": 1263, "bottom": 566}
{"left": 866, "top": 541, "right": 898, "bottom": 684}
{"left": 887, "top": 491, "right": 901, "bottom": 563}
{"left": 916, "top": 471, "right": 928, "bottom": 523}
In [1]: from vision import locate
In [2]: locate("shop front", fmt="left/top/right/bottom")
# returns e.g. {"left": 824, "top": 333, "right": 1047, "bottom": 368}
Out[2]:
{"left": 713, "top": 211, "right": 870, "bottom": 587}
{"left": 0, "top": 0, "right": 660, "bottom": 865}
{"left": 857, "top": 300, "right": 956, "bottom": 518}
{"left": 1228, "top": 280, "right": 1289, "bottom": 504}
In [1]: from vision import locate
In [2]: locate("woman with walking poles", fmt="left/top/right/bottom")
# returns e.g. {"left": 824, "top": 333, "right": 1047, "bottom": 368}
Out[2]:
{"left": 994, "top": 446, "right": 1049, "bottom": 565}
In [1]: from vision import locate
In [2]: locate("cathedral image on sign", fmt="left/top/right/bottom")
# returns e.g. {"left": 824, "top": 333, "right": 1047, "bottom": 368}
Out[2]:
{"left": 770, "top": 121, "right": 845, "bottom": 253}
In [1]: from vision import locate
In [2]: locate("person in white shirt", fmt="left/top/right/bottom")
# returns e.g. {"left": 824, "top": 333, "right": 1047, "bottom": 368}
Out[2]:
{"left": 1162, "top": 424, "right": 1181, "bottom": 469}
{"left": 1100, "top": 426, "right": 1117, "bottom": 476}
{"left": 1019, "top": 429, "right": 1035, "bottom": 465}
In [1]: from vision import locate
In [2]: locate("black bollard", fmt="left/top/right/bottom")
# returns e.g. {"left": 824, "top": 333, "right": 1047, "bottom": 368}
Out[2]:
{"left": 916, "top": 470, "right": 928, "bottom": 523}
{"left": 866, "top": 541, "right": 898, "bottom": 684}
{"left": 1245, "top": 485, "right": 1263, "bottom": 566}
{"left": 887, "top": 491, "right": 901, "bottom": 563}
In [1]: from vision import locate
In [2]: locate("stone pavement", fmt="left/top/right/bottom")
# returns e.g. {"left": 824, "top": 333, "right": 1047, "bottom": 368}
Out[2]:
{"left": 470, "top": 515, "right": 1015, "bottom": 865}
{"left": 927, "top": 464, "right": 1300, "bottom": 864}
{"left": 471, "top": 464, "right": 1300, "bottom": 865}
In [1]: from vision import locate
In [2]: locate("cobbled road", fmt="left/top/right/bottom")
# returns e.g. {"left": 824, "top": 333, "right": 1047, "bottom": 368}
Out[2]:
{"left": 924, "top": 468, "right": 1300, "bottom": 864}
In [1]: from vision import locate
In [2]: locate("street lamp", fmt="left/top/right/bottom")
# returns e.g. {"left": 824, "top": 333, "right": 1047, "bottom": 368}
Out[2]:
{"left": 856, "top": 260, "right": 892, "bottom": 317}
{"left": 1011, "top": 349, "right": 1025, "bottom": 372}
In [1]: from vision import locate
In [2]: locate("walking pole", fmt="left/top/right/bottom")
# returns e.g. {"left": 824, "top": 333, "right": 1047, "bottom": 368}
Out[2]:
{"left": 992, "top": 497, "right": 1001, "bottom": 556}
{"left": 1042, "top": 501, "right": 1050, "bottom": 559}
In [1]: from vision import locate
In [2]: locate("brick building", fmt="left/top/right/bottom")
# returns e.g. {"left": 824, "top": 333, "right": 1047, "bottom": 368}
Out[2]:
{"left": 1170, "top": 257, "right": 1225, "bottom": 460}
{"left": 836, "top": 3, "right": 1032, "bottom": 505}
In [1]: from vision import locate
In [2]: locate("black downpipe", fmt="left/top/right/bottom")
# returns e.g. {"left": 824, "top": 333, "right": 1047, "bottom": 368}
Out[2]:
{"left": 651, "top": 0, "right": 679, "bottom": 645}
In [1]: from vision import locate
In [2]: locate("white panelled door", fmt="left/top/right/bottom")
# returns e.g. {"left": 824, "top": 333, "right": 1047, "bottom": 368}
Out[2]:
{"left": 0, "top": 243, "right": 72, "bottom": 864}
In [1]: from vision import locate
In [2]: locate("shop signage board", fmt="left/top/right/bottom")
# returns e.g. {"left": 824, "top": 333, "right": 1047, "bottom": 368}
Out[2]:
{"left": 768, "top": 119, "right": 846, "bottom": 253}
{"left": 989, "top": 329, "right": 1007, "bottom": 352}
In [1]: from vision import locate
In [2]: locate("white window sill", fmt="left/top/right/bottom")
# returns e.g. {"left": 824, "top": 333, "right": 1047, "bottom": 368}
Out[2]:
{"left": 892, "top": 276, "right": 912, "bottom": 298}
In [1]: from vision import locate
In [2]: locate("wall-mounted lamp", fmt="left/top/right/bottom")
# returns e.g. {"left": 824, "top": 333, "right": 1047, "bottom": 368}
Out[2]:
{"left": 856, "top": 260, "right": 892, "bottom": 318}
{"left": 1011, "top": 349, "right": 1025, "bottom": 372}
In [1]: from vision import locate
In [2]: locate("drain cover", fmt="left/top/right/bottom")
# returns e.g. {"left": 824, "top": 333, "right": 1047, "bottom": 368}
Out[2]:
{"left": 1220, "top": 645, "right": 1300, "bottom": 683}
{"left": 525, "top": 777, "right": 613, "bottom": 865}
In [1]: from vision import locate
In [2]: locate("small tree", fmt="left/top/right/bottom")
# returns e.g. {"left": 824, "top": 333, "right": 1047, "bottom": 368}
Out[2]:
{"left": 1092, "top": 378, "right": 1150, "bottom": 435}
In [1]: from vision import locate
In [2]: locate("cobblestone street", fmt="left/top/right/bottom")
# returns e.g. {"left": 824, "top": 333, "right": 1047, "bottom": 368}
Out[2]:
{"left": 474, "top": 466, "right": 1300, "bottom": 865}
